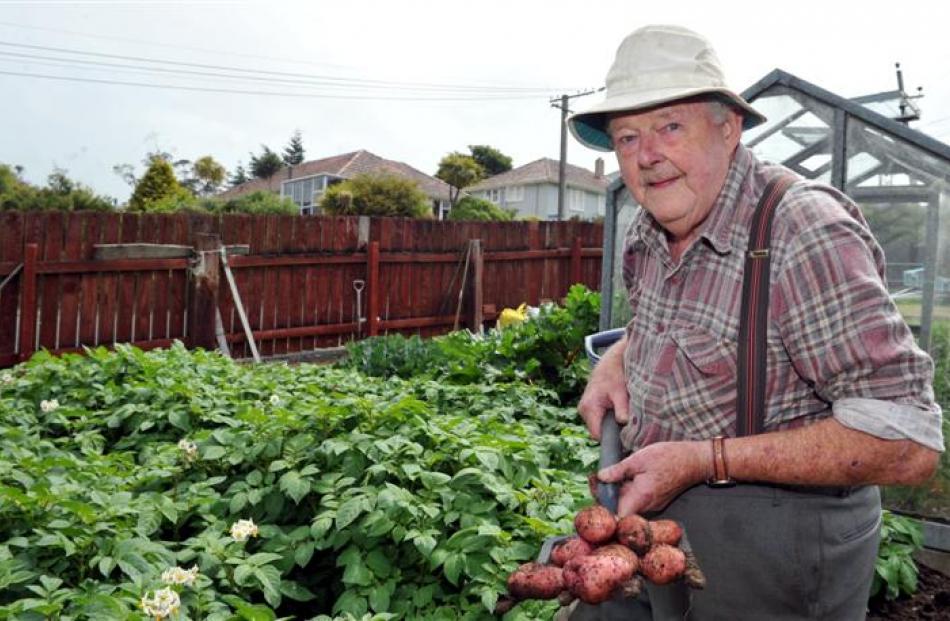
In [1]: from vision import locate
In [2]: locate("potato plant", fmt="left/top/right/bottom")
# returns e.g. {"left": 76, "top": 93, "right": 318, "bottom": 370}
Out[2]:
{"left": 0, "top": 342, "right": 597, "bottom": 620}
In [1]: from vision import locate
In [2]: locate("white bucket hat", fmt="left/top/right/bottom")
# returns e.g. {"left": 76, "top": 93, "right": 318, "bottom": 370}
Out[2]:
{"left": 568, "top": 24, "right": 766, "bottom": 151}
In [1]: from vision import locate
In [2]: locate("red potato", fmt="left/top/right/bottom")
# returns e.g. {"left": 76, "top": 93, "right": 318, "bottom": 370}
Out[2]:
{"left": 649, "top": 519, "right": 683, "bottom": 546}
{"left": 550, "top": 536, "right": 594, "bottom": 567}
{"left": 640, "top": 544, "right": 687, "bottom": 585}
{"left": 574, "top": 504, "right": 617, "bottom": 545}
{"left": 616, "top": 514, "right": 653, "bottom": 554}
{"left": 562, "top": 554, "right": 630, "bottom": 604}
{"left": 590, "top": 543, "right": 639, "bottom": 579}
{"left": 506, "top": 562, "right": 565, "bottom": 600}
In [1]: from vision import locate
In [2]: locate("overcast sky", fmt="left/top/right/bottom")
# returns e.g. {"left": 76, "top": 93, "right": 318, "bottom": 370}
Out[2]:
{"left": 2, "top": 0, "right": 949, "bottom": 203}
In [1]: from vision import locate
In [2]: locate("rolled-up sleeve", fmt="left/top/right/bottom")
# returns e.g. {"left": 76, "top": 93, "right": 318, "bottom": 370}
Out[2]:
{"left": 772, "top": 186, "right": 944, "bottom": 452}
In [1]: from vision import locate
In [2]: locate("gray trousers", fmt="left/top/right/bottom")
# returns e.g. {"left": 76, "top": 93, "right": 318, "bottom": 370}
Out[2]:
{"left": 565, "top": 484, "right": 881, "bottom": 621}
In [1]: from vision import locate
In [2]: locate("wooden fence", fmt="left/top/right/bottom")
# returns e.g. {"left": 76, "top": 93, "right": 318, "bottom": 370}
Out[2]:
{"left": 0, "top": 211, "right": 603, "bottom": 367}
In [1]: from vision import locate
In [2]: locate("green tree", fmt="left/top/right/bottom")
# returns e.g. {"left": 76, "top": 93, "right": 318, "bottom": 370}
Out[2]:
{"left": 249, "top": 146, "right": 284, "bottom": 180}
{"left": 435, "top": 152, "right": 483, "bottom": 207}
{"left": 0, "top": 164, "right": 113, "bottom": 211}
{"left": 319, "top": 173, "right": 431, "bottom": 218}
{"left": 448, "top": 195, "right": 515, "bottom": 221}
{"left": 128, "top": 158, "right": 189, "bottom": 211}
{"left": 190, "top": 156, "right": 227, "bottom": 196}
{"left": 229, "top": 162, "right": 249, "bottom": 187}
{"left": 282, "top": 130, "right": 306, "bottom": 166}
{"left": 469, "top": 144, "right": 513, "bottom": 177}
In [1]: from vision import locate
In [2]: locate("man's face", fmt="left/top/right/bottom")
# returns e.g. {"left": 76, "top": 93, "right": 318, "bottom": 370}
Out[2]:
{"left": 607, "top": 102, "right": 741, "bottom": 242}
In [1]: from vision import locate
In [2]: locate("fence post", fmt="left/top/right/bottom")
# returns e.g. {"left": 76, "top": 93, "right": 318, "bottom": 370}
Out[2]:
{"left": 570, "top": 235, "right": 583, "bottom": 286}
{"left": 367, "top": 241, "right": 380, "bottom": 337}
{"left": 469, "top": 239, "right": 484, "bottom": 335}
{"left": 17, "top": 244, "right": 38, "bottom": 362}
{"left": 187, "top": 233, "right": 221, "bottom": 351}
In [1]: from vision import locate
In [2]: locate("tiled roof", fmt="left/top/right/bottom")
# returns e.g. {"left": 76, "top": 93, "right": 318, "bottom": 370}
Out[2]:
{"left": 218, "top": 150, "right": 452, "bottom": 201}
{"left": 467, "top": 158, "right": 610, "bottom": 194}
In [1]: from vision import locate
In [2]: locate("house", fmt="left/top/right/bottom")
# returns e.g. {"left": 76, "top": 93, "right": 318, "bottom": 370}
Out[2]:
{"left": 219, "top": 150, "right": 453, "bottom": 218}
{"left": 465, "top": 157, "right": 610, "bottom": 220}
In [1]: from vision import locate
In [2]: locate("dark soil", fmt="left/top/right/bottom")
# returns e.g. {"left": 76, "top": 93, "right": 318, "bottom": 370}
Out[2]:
{"left": 866, "top": 564, "right": 950, "bottom": 620}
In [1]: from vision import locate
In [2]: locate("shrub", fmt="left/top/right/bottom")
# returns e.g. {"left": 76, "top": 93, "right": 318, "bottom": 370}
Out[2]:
{"left": 448, "top": 196, "right": 514, "bottom": 222}
{"left": 320, "top": 173, "right": 431, "bottom": 218}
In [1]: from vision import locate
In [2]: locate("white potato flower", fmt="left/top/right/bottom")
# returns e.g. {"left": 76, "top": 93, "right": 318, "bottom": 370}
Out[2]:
{"left": 229, "top": 518, "right": 259, "bottom": 542}
{"left": 0, "top": 372, "right": 13, "bottom": 385}
{"left": 161, "top": 564, "right": 199, "bottom": 587}
{"left": 269, "top": 394, "right": 281, "bottom": 406}
{"left": 177, "top": 438, "right": 198, "bottom": 462}
{"left": 40, "top": 399, "right": 59, "bottom": 413}
{"left": 140, "top": 587, "right": 180, "bottom": 620}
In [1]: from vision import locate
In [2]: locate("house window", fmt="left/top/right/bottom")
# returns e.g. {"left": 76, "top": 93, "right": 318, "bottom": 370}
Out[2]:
{"left": 486, "top": 188, "right": 502, "bottom": 204}
{"left": 569, "top": 189, "right": 584, "bottom": 212}
{"left": 506, "top": 185, "right": 524, "bottom": 202}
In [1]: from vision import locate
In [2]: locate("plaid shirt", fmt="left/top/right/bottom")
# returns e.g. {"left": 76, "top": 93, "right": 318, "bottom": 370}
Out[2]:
{"left": 620, "top": 144, "right": 944, "bottom": 452}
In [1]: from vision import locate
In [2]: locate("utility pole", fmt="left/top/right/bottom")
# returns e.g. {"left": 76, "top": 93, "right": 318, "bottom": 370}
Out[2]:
{"left": 551, "top": 88, "right": 602, "bottom": 220}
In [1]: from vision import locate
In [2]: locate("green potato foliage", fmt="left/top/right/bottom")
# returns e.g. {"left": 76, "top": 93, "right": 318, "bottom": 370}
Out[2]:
{"left": 0, "top": 338, "right": 597, "bottom": 620}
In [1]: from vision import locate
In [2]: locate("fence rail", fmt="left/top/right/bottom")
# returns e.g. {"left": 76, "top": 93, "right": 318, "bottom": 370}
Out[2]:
{"left": 0, "top": 211, "right": 603, "bottom": 367}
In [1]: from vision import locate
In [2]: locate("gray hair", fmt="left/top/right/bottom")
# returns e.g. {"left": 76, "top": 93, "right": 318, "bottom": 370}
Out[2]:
{"left": 706, "top": 100, "right": 732, "bottom": 124}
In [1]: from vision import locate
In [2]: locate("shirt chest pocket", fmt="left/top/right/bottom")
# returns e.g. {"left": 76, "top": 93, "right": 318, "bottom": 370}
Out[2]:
{"left": 655, "top": 327, "right": 738, "bottom": 438}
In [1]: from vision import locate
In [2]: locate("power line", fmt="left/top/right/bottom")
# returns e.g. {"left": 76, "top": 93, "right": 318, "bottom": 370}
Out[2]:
{"left": 0, "top": 40, "right": 571, "bottom": 94}
{"left": 0, "top": 49, "right": 564, "bottom": 95}
{"left": 0, "top": 18, "right": 358, "bottom": 72}
{"left": 0, "top": 69, "right": 553, "bottom": 101}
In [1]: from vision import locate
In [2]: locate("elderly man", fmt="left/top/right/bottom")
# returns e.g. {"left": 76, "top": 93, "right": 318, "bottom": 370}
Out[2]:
{"left": 566, "top": 25, "right": 944, "bottom": 620}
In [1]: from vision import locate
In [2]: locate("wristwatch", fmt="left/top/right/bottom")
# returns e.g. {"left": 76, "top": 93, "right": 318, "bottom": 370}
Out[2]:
{"left": 706, "top": 436, "right": 736, "bottom": 488}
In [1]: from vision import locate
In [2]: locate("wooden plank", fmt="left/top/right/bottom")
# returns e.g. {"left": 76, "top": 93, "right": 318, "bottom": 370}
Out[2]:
{"left": 93, "top": 243, "right": 191, "bottom": 260}
{"left": 469, "top": 239, "right": 483, "bottom": 334}
{"left": 18, "top": 244, "right": 38, "bottom": 361}
{"left": 57, "top": 213, "right": 84, "bottom": 350}
{"left": 379, "top": 314, "right": 456, "bottom": 331}
{"left": 37, "top": 258, "right": 189, "bottom": 274}
{"left": 571, "top": 236, "right": 583, "bottom": 286}
{"left": 273, "top": 217, "right": 295, "bottom": 355}
{"left": 186, "top": 233, "right": 221, "bottom": 351}
{"left": 96, "top": 214, "right": 120, "bottom": 344}
{"left": 113, "top": 213, "right": 140, "bottom": 344}
{"left": 0, "top": 212, "right": 23, "bottom": 359}
{"left": 367, "top": 241, "right": 380, "bottom": 336}
{"left": 226, "top": 320, "right": 360, "bottom": 343}
{"left": 38, "top": 211, "right": 64, "bottom": 351}
{"left": 78, "top": 213, "right": 103, "bottom": 346}
{"left": 299, "top": 217, "right": 319, "bottom": 350}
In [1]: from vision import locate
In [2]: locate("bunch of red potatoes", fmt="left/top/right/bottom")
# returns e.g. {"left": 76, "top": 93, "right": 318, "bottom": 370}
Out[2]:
{"left": 502, "top": 505, "right": 705, "bottom": 610}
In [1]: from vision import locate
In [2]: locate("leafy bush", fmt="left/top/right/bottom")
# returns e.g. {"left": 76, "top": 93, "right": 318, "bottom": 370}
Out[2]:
{"left": 0, "top": 343, "right": 596, "bottom": 619}
{"left": 341, "top": 284, "right": 601, "bottom": 404}
{"left": 870, "top": 511, "right": 923, "bottom": 601}
{"left": 448, "top": 197, "right": 514, "bottom": 222}
{"left": 217, "top": 191, "right": 298, "bottom": 215}
{"left": 320, "top": 173, "right": 432, "bottom": 218}
{"left": 0, "top": 165, "right": 114, "bottom": 212}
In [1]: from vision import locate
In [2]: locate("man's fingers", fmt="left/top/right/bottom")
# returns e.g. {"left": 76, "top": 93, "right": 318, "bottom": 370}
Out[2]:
{"left": 612, "top": 390, "right": 631, "bottom": 424}
{"left": 617, "top": 480, "right": 649, "bottom": 517}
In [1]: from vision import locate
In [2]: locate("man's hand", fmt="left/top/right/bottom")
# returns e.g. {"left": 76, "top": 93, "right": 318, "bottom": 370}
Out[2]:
{"left": 596, "top": 441, "right": 709, "bottom": 516}
{"left": 577, "top": 336, "right": 630, "bottom": 440}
